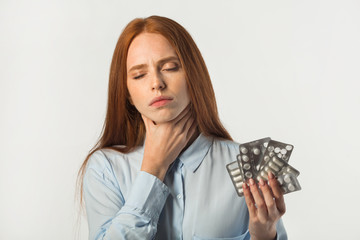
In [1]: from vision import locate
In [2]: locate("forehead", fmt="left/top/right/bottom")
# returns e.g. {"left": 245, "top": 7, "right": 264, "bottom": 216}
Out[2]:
{"left": 126, "top": 33, "right": 177, "bottom": 69}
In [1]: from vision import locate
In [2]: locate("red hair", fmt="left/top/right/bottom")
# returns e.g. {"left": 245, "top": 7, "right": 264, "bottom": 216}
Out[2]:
{"left": 77, "top": 15, "right": 232, "bottom": 204}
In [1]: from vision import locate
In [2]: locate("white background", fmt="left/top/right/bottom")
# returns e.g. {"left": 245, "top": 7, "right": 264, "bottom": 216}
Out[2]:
{"left": 1, "top": 0, "right": 359, "bottom": 239}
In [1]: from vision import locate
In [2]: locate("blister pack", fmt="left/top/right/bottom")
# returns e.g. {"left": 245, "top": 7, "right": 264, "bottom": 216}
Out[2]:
{"left": 226, "top": 137, "right": 301, "bottom": 197}
{"left": 277, "top": 172, "right": 301, "bottom": 194}
{"left": 226, "top": 161, "right": 244, "bottom": 196}
{"left": 237, "top": 137, "right": 270, "bottom": 181}
{"left": 258, "top": 140, "right": 294, "bottom": 170}
{"left": 256, "top": 156, "right": 299, "bottom": 181}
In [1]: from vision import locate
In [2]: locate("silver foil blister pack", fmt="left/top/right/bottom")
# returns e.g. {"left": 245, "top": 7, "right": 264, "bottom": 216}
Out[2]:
{"left": 227, "top": 137, "right": 301, "bottom": 197}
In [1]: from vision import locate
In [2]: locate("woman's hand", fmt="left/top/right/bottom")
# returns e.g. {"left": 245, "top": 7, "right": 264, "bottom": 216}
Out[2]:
{"left": 140, "top": 105, "right": 197, "bottom": 181}
{"left": 242, "top": 172, "right": 286, "bottom": 240}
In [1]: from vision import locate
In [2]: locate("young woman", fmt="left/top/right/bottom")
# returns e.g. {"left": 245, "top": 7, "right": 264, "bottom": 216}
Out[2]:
{"left": 78, "top": 15, "right": 287, "bottom": 240}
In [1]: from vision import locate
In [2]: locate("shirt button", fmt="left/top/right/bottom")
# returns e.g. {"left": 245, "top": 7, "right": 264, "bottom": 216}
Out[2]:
{"left": 176, "top": 194, "right": 182, "bottom": 199}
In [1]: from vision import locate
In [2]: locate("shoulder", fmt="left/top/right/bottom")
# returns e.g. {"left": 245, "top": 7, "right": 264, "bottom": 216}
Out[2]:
{"left": 86, "top": 146, "right": 143, "bottom": 174}
{"left": 212, "top": 137, "right": 240, "bottom": 152}
{"left": 207, "top": 137, "right": 239, "bottom": 164}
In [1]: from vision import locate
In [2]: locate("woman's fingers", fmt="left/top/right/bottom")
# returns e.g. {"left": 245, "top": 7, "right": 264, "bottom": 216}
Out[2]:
{"left": 248, "top": 178, "right": 268, "bottom": 221}
{"left": 242, "top": 183, "right": 256, "bottom": 218}
{"left": 258, "top": 178, "right": 278, "bottom": 218}
{"left": 268, "top": 172, "right": 286, "bottom": 215}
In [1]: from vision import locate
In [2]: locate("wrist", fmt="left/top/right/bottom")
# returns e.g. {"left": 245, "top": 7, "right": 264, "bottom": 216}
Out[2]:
{"left": 141, "top": 158, "right": 169, "bottom": 181}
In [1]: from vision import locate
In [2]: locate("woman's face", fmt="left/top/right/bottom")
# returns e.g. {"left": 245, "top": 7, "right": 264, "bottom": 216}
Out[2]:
{"left": 126, "top": 33, "right": 190, "bottom": 124}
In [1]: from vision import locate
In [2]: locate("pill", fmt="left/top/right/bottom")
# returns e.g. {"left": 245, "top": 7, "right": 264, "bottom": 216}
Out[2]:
{"left": 238, "top": 188, "right": 244, "bottom": 194}
{"left": 243, "top": 163, "right": 251, "bottom": 170}
{"left": 233, "top": 175, "right": 243, "bottom": 182}
{"left": 253, "top": 148, "right": 260, "bottom": 155}
{"left": 256, "top": 176, "right": 262, "bottom": 181}
{"left": 269, "top": 162, "right": 280, "bottom": 171}
{"left": 286, "top": 167, "right": 298, "bottom": 176}
{"left": 263, "top": 142, "right": 268, "bottom": 147}
{"left": 287, "top": 183, "right": 295, "bottom": 191}
{"left": 277, "top": 177, "right": 284, "bottom": 185}
{"left": 269, "top": 152, "right": 275, "bottom": 157}
{"left": 282, "top": 155, "right": 289, "bottom": 161}
{"left": 240, "top": 147, "right": 248, "bottom": 154}
{"left": 235, "top": 182, "right": 243, "bottom": 188}
{"left": 281, "top": 149, "right": 287, "bottom": 155}
{"left": 260, "top": 171, "right": 267, "bottom": 177}
{"left": 274, "top": 147, "right": 281, "bottom": 153}
{"left": 264, "top": 155, "right": 270, "bottom": 162}
{"left": 286, "top": 145, "right": 293, "bottom": 151}
{"left": 264, "top": 166, "right": 270, "bottom": 172}
{"left": 268, "top": 146, "right": 274, "bottom": 152}
{"left": 231, "top": 169, "right": 241, "bottom": 176}
{"left": 237, "top": 155, "right": 241, "bottom": 161}
{"left": 242, "top": 155, "right": 249, "bottom": 162}
{"left": 245, "top": 172, "right": 253, "bottom": 178}
{"left": 284, "top": 174, "right": 291, "bottom": 183}
{"left": 272, "top": 157, "right": 284, "bottom": 167}
{"left": 277, "top": 153, "right": 283, "bottom": 158}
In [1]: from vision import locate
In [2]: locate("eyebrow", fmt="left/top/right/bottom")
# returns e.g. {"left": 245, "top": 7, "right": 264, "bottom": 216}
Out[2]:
{"left": 128, "top": 56, "right": 180, "bottom": 73}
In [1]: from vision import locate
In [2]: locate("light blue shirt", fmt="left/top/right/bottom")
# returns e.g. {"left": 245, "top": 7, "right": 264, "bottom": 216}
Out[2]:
{"left": 83, "top": 133, "right": 287, "bottom": 240}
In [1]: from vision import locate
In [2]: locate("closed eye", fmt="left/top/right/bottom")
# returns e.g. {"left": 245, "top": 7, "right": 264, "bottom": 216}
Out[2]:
{"left": 134, "top": 74, "right": 145, "bottom": 79}
{"left": 162, "top": 66, "right": 179, "bottom": 72}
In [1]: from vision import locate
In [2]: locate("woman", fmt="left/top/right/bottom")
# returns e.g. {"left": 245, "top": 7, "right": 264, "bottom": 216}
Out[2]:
{"left": 78, "top": 15, "right": 287, "bottom": 240}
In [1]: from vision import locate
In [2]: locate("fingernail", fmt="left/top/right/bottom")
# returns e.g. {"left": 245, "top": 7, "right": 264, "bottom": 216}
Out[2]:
{"left": 249, "top": 178, "right": 255, "bottom": 186}
{"left": 259, "top": 178, "right": 265, "bottom": 186}
{"left": 268, "top": 171, "right": 275, "bottom": 179}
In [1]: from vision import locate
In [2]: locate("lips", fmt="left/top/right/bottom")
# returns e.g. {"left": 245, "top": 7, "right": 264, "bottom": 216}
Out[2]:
{"left": 149, "top": 96, "right": 173, "bottom": 106}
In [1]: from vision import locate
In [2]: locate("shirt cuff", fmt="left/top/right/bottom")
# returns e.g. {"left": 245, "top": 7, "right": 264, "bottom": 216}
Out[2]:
{"left": 121, "top": 171, "right": 170, "bottom": 222}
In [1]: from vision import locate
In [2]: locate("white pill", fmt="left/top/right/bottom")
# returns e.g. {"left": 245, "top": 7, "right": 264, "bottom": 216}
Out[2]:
{"left": 268, "top": 146, "right": 274, "bottom": 152}
{"left": 264, "top": 155, "right": 270, "bottom": 162}
{"left": 269, "top": 162, "right": 280, "bottom": 171}
{"left": 269, "top": 152, "right": 275, "bottom": 157}
{"left": 253, "top": 148, "right": 260, "bottom": 155}
{"left": 233, "top": 175, "right": 243, "bottom": 182}
{"left": 274, "top": 147, "right": 281, "bottom": 153}
{"left": 277, "top": 153, "right": 283, "bottom": 158}
{"left": 263, "top": 142, "right": 268, "bottom": 147}
{"left": 281, "top": 149, "right": 287, "bottom": 155}
{"left": 245, "top": 172, "right": 253, "bottom": 178}
{"left": 261, "top": 171, "right": 267, "bottom": 177}
{"left": 287, "top": 183, "right": 295, "bottom": 191}
{"left": 237, "top": 155, "right": 241, "bottom": 161}
{"left": 231, "top": 169, "right": 241, "bottom": 176}
{"left": 242, "top": 155, "right": 249, "bottom": 162}
{"left": 235, "top": 182, "right": 243, "bottom": 188}
{"left": 282, "top": 155, "right": 289, "bottom": 161}
{"left": 286, "top": 145, "right": 293, "bottom": 151}
{"left": 264, "top": 166, "right": 270, "bottom": 172}
{"left": 284, "top": 174, "right": 291, "bottom": 183}
{"left": 238, "top": 188, "right": 244, "bottom": 194}
{"left": 277, "top": 177, "right": 284, "bottom": 185}
{"left": 240, "top": 147, "right": 248, "bottom": 154}
{"left": 243, "top": 163, "right": 251, "bottom": 170}
{"left": 272, "top": 157, "right": 284, "bottom": 167}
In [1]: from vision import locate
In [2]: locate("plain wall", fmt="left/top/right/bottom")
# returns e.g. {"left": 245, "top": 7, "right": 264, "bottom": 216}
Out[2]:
{"left": 1, "top": 0, "right": 359, "bottom": 239}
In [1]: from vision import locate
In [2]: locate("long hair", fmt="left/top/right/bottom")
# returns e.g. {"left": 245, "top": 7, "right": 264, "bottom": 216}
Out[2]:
{"left": 77, "top": 15, "right": 232, "bottom": 205}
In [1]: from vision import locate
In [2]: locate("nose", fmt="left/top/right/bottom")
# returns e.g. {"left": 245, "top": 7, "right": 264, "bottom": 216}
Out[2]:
{"left": 151, "top": 72, "right": 166, "bottom": 91}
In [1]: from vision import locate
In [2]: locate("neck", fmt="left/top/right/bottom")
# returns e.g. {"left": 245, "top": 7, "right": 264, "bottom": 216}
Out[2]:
{"left": 180, "top": 127, "right": 200, "bottom": 154}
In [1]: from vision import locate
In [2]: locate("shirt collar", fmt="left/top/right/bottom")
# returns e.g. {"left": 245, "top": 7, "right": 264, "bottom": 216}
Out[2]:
{"left": 177, "top": 133, "right": 213, "bottom": 172}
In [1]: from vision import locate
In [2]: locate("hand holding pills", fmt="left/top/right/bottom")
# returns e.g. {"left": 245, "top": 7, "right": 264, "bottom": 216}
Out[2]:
{"left": 226, "top": 138, "right": 301, "bottom": 196}
{"left": 226, "top": 138, "right": 299, "bottom": 240}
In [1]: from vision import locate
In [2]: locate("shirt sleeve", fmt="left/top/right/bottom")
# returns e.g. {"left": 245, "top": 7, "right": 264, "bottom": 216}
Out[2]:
{"left": 83, "top": 150, "right": 170, "bottom": 240}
